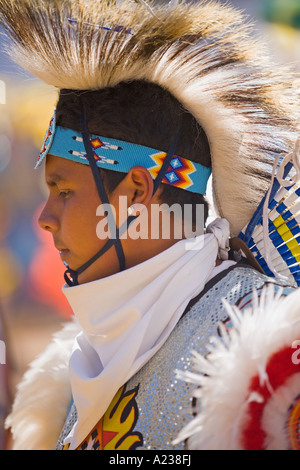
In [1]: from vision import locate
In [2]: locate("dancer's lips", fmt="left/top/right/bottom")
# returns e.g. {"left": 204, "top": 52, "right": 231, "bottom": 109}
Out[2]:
{"left": 54, "top": 243, "right": 70, "bottom": 257}
{"left": 58, "top": 248, "right": 69, "bottom": 255}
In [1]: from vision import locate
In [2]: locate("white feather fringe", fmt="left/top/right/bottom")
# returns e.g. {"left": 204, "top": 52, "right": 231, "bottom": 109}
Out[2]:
{"left": 5, "top": 319, "right": 81, "bottom": 450}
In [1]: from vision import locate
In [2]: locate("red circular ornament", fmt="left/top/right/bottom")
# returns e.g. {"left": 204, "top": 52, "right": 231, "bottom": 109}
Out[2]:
{"left": 242, "top": 345, "right": 300, "bottom": 450}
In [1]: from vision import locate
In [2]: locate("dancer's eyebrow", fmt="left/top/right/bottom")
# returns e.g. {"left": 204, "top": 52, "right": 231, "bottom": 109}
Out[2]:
{"left": 46, "top": 173, "right": 70, "bottom": 186}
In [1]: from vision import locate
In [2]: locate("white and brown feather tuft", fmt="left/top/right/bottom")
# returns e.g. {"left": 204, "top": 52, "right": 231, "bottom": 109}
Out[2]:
{"left": 1, "top": 0, "right": 300, "bottom": 235}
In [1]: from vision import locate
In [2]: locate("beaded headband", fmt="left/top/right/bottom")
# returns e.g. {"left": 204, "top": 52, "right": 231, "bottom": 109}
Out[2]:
{"left": 36, "top": 111, "right": 212, "bottom": 195}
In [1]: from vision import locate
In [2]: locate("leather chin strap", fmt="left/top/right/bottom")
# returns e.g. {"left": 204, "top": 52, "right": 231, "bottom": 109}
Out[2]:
{"left": 64, "top": 111, "right": 181, "bottom": 287}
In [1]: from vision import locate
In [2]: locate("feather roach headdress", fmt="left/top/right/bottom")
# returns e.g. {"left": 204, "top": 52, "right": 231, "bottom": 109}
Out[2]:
{"left": 1, "top": 0, "right": 300, "bottom": 266}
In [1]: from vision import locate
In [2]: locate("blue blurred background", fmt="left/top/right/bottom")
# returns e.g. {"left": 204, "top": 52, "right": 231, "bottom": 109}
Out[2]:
{"left": 0, "top": 0, "right": 299, "bottom": 449}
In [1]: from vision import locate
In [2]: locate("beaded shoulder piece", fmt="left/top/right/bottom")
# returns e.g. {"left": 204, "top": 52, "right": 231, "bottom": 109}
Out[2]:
{"left": 238, "top": 139, "right": 300, "bottom": 287}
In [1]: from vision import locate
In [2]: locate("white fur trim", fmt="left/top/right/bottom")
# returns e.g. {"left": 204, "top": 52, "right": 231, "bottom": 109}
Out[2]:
{"left": 5, "top": 319, "right": 80, "bottom": 450}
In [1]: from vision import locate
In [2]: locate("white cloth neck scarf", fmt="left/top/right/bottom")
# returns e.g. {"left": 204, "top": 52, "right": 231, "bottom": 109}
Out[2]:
{"left": 62, "top": 218, "right": 233, "bottom": 449}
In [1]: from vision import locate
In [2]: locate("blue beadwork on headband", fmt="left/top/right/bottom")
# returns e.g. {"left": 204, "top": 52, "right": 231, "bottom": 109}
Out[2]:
{"left": 36, "top": 111, "right": 212, "bottom": 195}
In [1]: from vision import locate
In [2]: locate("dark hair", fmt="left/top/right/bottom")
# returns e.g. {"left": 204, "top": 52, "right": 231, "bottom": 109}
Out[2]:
{"left": 56, "top": 80, "right": 211, "bottom": 225}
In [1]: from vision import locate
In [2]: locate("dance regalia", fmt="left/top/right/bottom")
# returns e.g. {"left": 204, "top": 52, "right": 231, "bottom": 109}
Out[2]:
{"left": 1, "top": 0, "right": 300, "bottom": 450}
{"left": 56, "top": 265, "right": 296, "bottom": 451}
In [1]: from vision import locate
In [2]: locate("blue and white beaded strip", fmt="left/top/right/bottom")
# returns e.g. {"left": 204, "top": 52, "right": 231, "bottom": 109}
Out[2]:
{"left": 36, "top": 111, "right": 212, "bottom": 195}
{"left": 239, "top": 171, "right": 300, "bottom": 286}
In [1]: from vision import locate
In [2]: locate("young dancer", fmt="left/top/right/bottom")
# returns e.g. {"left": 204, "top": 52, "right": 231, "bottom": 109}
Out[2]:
{"left": 1, "top": 0, "right": 300, "bottom": 450}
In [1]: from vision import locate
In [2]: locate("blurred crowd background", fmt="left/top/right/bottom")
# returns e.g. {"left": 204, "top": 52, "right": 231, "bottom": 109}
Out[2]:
{"left": 0, "top": 0, "right": 299, "bottom": 450}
